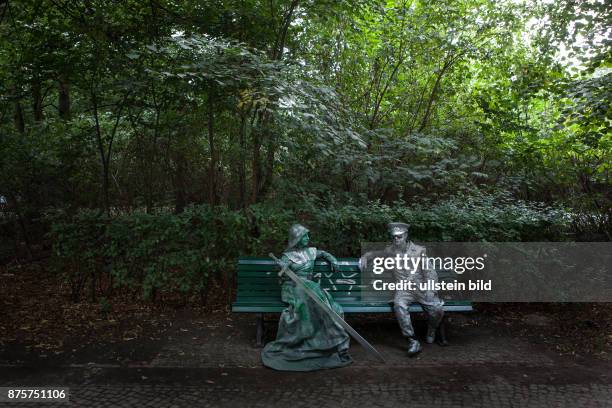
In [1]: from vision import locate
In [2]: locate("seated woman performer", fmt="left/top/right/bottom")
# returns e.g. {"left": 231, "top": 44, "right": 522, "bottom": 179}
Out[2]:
{"left": 261, "top": 224, "right": 352, "bottom": 371}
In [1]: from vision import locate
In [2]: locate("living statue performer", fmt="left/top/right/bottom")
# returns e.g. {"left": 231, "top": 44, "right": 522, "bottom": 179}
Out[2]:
{"left": 388, "top": 222, "right": 445, "bottom": 355}
{"left": 362, "top": 222, "right": 445, "bottom": 356}
{"left": 261, "top": 224, "right": 353, "bottom": 371}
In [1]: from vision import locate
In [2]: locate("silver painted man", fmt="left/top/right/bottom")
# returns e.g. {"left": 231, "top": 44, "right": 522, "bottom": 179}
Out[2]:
{"left": 365, "top": 222, "right": 445, "bottom": 356}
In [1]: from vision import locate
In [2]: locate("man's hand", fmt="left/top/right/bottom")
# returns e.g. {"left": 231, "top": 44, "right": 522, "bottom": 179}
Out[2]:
{"left": 358, "top": 256, "right": 367, "bottom": 272}
{"left": 359, "top": 250, "right": 379, "bottom": 272}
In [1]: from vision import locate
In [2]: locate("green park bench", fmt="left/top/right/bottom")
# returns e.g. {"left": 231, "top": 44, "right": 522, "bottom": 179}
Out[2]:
{"left": 232, "top": 257, "right": 474, "bottom": 346}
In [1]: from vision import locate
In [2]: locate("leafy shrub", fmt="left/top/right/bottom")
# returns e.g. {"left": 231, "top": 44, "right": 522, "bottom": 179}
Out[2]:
{"left": 49, "top": 209, "right": 109, "bottom": 301}
{"left": 49, "top": 205, "right": 248, "bottom": 302}
{"left": 48, "top": 194, "right": 571, "bottom": 303}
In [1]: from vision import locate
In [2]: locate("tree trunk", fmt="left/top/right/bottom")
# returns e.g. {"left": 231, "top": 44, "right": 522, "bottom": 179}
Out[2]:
{"left": 239, "top": 111, "right": 247, "bottom": 208}
{"left": 418, "top": 58, "right": 453, "bottom": 132}
{"left": 251, "top": 126, "right": 262, "bottom": 203}
{"left": 260, "top": 120, "right": 276, "bottom": 198}
{"left": 58, "top": 76, "right": 70, "bottom": 120}
{"left": 271, "top": 0, "right": 299, "bottom": 60}
{"left": 8, "top": 194, "right": 32, "bottom": 260}
{"left": 14, "top": 100, "right": 25, "bottom": 133}
{"left": 208, "top": 84, "right": 219, "bottom": 205}
{"left": 91, "top": 90, "right": 111, "bottom": 215}
{"left": 174, "top": 156, "right": 186, "bottom": 214}
{"left": 247, "top": 0, "right": 301, "bottom": 203}
{"left": 32, "top": 78, "right": 43, "bottom": 122}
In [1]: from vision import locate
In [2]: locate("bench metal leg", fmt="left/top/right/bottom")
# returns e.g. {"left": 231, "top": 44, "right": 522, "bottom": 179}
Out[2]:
{"left": 256, "top": 313, "right": 264, "bottom": 347}
{"left": 437, "top": 316, "right": 449, "bottom": 346}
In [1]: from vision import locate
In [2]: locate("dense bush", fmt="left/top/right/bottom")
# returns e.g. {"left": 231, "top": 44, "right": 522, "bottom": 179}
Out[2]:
{"left": 302, "top": 192, "right": 570, "bottom": 255}
{"left": 49, "top": 209, "right": 108, "bottom": 301}
{"left": 48, "top": 194, "right": 571, "bottom": 303}
{"left": 49, "top": 206, "right": 247, "bottom": 302}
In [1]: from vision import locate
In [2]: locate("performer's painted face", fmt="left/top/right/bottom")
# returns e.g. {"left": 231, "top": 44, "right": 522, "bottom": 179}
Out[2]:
{"left": 392, "top": 232, "right": 407, "bottom": 247}
{"left": 298, "top": 232, "right": 310, "bottom": 247}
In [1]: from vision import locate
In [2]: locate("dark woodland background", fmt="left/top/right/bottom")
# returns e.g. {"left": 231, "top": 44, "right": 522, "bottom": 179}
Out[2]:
{"left": 1, "top": 0, "right": 610, "bottom": 304}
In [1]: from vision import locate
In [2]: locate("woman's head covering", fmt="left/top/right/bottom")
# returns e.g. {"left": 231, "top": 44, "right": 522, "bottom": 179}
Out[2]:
{"left": 287, "top": 224, "right": 309, "bottom": 249}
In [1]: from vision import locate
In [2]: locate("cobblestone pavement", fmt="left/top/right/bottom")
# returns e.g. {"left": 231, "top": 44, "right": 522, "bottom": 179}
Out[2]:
{"left": 0, "top": 364, "right": 610, "bottom": 407}
{"left": 0, "top": 313, "right": 610, "bottom": 407}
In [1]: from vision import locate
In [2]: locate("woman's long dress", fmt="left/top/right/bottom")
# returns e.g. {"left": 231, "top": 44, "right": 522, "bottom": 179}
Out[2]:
{"left": 261, "top": 247, "right": 352, "bottom": 371}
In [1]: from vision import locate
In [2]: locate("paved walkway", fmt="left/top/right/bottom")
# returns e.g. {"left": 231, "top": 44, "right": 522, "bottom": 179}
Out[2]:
{"left": 0, "top": 313, "right": 610, "bottom": 407}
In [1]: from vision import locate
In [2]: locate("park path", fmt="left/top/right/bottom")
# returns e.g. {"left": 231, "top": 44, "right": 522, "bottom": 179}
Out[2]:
{"left": 0, "top": 312, "right": 610, "bottom": 407}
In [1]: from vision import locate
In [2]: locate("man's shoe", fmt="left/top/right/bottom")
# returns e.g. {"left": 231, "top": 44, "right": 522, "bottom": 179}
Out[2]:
{"left": 407, "top": 338, "right": 422, "bottom": 356}
{"left": 426, "top": 325, "right": 436, "bottom": 344}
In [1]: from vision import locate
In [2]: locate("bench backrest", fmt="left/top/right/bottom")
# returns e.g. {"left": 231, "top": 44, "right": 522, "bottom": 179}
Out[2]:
{"left": 235, "top": 257, "right": 460, "bottom": 302}
{"left": 237, "top": 257, "right": 364, "bottom": 303}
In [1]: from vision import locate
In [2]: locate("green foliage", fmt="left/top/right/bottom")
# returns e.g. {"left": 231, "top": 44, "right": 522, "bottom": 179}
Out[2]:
{"left": 1, "top": 0, "right": 609, "bottom": 288}
{"left": 49, "top": 205, "right": 247, "bottom": 301}
{"left": 48, "top": 195, "right": 570, "bottom": 302}
{"left": 2, "top": 1, "right": 608, "bottom": 209}
{"left": 49, "top": 210, "right": 108, "bottom": 301}
{"left": 305, "top": 192, "right": 570, "bottom": 255}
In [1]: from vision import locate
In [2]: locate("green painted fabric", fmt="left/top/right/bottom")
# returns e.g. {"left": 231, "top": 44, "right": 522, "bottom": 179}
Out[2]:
{"left": 261, "top": 247, "right": 352, "bottom": 371}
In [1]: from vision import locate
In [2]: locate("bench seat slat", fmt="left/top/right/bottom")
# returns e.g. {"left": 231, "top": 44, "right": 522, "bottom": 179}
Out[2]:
{"left": 233, "top": 299, "right": 473, "bottom": 306}
{"left": 232, "top": 304, "right": 474, "bottom": 313}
